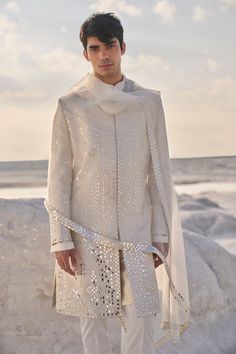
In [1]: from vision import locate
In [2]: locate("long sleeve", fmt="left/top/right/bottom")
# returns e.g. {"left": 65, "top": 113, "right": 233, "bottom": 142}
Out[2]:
{"left": 148, "top": 159, "right": 169, "bottom": 243}
{"left": 46, "top": 98, "right": 75, "bottom": 253}
{"left": 149, "top": 162, "right": 169, "bottom": 258}
{"left": 148, "top": 91, "right": 170, "bottom": 245}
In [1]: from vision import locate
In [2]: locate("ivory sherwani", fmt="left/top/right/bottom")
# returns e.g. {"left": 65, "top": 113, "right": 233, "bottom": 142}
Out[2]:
{"left": 44, "top": 71, "right": 190, "bottom": 349}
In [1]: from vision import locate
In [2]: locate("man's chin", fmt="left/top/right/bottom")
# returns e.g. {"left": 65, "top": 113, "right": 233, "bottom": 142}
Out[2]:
{"left": 95, "top": 68, "right": 115, "bottom": 77}
{"left": 98, "top": 71, "right": 112, "bottom": 78}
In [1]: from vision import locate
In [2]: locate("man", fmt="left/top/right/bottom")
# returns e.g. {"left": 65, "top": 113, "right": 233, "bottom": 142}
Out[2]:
{"left": 44, "top": 12, "right": 190, "bottom": 354}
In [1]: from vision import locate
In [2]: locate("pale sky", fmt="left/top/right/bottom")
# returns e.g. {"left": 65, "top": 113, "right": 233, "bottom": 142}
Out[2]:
{"left": 0, "top": 0, "right": 235, "bottom": 160}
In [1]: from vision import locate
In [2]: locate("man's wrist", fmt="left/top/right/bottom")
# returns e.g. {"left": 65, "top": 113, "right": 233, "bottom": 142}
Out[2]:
{"left": 50, "top": 241, "right": 75, "bottom": 253}
{"left": 152, "top": 233, "right": 168, "bottom": 243}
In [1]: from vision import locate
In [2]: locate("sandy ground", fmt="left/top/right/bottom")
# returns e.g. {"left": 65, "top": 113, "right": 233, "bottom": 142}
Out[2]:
{"left": 0, "top": 190, "right": 236, "bottom": 354}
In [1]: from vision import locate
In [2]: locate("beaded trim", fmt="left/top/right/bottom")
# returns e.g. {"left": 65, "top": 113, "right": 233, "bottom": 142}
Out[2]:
{"left": 123, "top": 78, "right": 135, "bottom": 93}
{"left": 124, "top": 79, "right": 171, "bottom": 231}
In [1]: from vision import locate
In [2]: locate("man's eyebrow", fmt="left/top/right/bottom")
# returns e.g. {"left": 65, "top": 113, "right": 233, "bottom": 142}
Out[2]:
{"left": 107, "top": 40, "right": 116, "bottom": 44}
{"left": 87, "top": 40, "right": 117, "bottom": 50}
{"left": 87, "top": 44, "right": 99, "bottom": 50}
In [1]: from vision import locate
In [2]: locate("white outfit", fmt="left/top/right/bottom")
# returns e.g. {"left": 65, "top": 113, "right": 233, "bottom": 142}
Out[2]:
{"left": 80, "top": 304, "right": 157, "bottom": 354}
{"left": 44, "top": 70, "right": 190, "bottom": 350}
{"left": 113, "top": 76, "right": 134, "bottom": 307}
{"left": 79, "top": 76, "right": 155, "bottom": 354}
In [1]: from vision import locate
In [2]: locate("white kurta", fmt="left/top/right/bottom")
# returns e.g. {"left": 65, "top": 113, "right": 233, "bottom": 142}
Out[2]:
{"left": 114, "top": 74, "right": 134, "bottom": 306}
{"left": 44, "top": 71, "right": 190, "bottom": 349}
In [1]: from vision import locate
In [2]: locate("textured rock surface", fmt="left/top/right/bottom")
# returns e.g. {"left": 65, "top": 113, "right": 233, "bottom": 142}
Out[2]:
{"left": 0, "top": 193, "right": 236, "bottom": 354}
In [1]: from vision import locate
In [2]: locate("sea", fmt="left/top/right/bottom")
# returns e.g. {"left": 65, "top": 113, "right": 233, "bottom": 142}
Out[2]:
{"left": 0, "top": 156, "right": 235, "bottom": 199}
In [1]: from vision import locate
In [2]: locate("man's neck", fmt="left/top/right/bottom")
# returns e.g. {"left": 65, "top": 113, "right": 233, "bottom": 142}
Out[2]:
{"left": 93, "top": 71, "right": 123, "bottom": 86}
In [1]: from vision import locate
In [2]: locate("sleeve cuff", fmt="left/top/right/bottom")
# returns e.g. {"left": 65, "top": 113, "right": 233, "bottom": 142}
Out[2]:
{"left": 152, "top": 234, "right": 169, "bottom": 243}
{"left": 50, "top": 241, "right": 75, "bottom": 253}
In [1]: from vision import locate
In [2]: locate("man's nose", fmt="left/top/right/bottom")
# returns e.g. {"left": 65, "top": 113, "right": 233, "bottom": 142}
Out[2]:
{"left": 99, "top": 47, "right": 109, "bottom": 60}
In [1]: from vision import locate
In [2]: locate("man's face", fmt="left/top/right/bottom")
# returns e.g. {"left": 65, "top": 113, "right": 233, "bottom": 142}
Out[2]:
{"left": 83, "top": 36, "right": 126, "bottom": 82}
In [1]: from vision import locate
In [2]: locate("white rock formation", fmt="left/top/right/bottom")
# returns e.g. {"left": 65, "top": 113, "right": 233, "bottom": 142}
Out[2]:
{"left": 0, "top": 192, "right": 236, "bottom": 354}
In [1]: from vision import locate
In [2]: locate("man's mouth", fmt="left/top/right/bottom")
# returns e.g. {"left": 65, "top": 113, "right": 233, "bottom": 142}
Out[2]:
{"left": 99, "top": 64, "right": 113, "bottom": 68}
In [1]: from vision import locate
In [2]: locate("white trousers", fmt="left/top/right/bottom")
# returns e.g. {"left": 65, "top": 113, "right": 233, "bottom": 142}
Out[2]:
{"left": 80, "top": 304, "right": 156, "bottom": 354}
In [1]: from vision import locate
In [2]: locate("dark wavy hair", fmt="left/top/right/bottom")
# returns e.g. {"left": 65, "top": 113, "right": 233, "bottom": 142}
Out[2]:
{"left": 80, "top": 12, "right": 124, "bottom": 50}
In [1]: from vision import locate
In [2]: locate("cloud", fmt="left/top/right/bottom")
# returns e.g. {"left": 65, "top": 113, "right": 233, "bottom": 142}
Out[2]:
{"left": 60, "top": 26, "right": 69, "bottom": 34}
{"left": 5, "top": 1, "right": 19, "bottom": 14}
{"left": 121, "top": 53, "right": 171, "bottom": 90}
{"left": 203, "top": 50, "right": 221, "bottom": 72}
{"left": 218, "top": 0, "right": 236, "bottom": 10}
{"left": 0, "top": 14, "right": 89, "bottom": 103}
{"left": 0, "top": 12, "right": 17, "bottom": 31}
{"left": 153, "top": 0, "right": 176, "bottom": 23}
{"left": 167, "top": 75, "right": 236, "bottom": 157}
{"left": 206, "top": 57, "right": 220, "bottom": 72}
{"left": 123, "top": 53, "right": 170, "bottom": 72}
{"left": 0, "top": 75, "right": 46, "bottom": 104}
{"left": 0, "top": 89, "right": 45, "bottom": 102}
{"left": 31, "top": 46, "right": 88, "bottom": 74}
{"left": 0, "top": 14, "right": 34, "bottom": 76}
{"left": 89, "top": 0, "right": 142, "bottom": 16}
{"left": 192, "top": 6, "right": 213, "bottom": 22}
{"left": 172, "top": 75, "right": 236, "bottom": 112}
{"left": 0, "top": 75, "right": 23, "bottom": 92}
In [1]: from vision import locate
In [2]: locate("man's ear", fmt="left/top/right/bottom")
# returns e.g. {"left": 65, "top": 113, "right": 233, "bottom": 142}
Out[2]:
{"left": 121, "top": 42, "right": 126, "bottom": 56}
{"left": 83, "top": 49, "right": 90, "bottom": 62}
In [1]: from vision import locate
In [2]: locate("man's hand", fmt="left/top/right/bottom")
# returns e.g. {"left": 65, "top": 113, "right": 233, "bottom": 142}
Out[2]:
{"left": 54, "top": 248, "right": 78, "bottom": 277}
{"left": 152, "top": 242, "right": 169, "bottom": 269}
{"left": 153, "top": 254, "right": 163, "bottom": 268}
